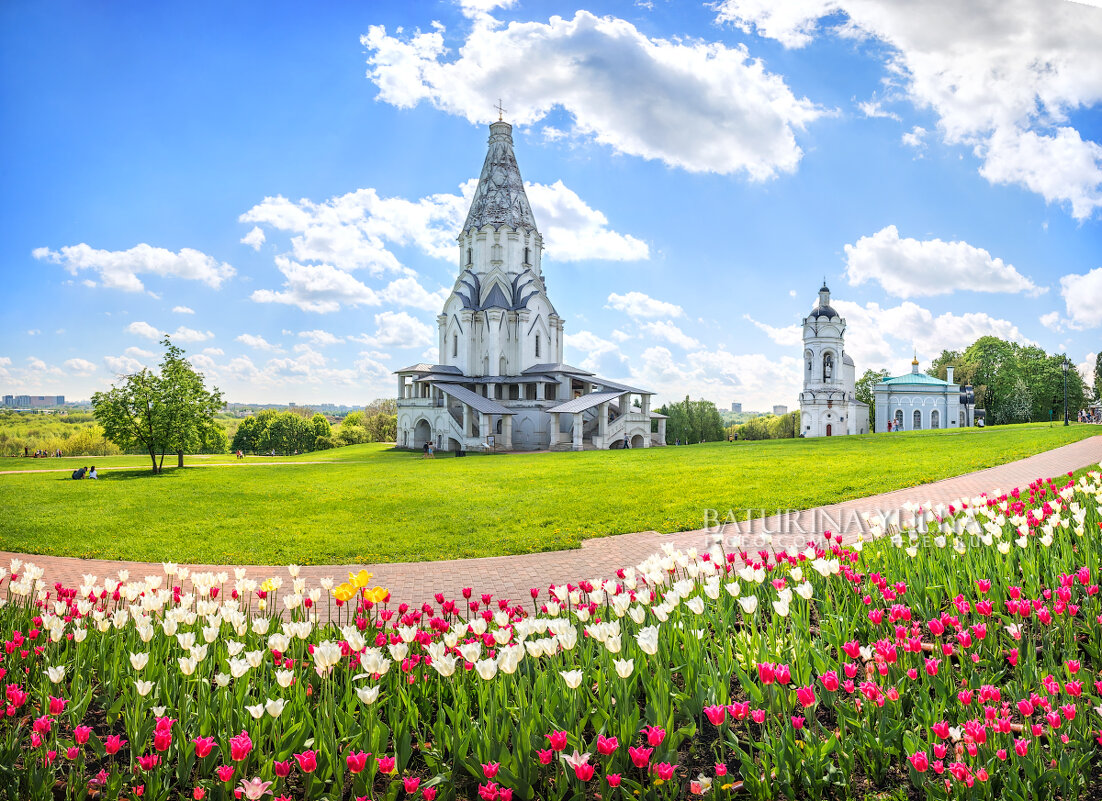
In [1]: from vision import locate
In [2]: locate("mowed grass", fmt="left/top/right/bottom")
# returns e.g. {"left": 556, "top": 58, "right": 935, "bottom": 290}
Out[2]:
{"left": 0, "top": 423, "right": 1097, "bottom": 565}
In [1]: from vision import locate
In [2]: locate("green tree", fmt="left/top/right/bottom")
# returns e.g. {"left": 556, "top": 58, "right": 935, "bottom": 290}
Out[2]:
{"left": 855, "top": 369, "right": 890, "bottom": 432}
{"left": 1094, "top": 352, "right": 1102, "bottom": 402}
{"left": 92, "top": 337, "right": 223, "bottom": 473}
{"left": 996, "top": 378, "right": 1034, "bottom": 425}
{"left": 960, "top": 337, "right": 1021, "bottom": 424}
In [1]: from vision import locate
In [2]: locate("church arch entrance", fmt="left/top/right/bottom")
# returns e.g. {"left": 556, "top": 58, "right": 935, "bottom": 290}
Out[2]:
{"left": 413, "top": 418, "right": 432, "bottom": 449}
{"left": 959, "top": 411, "right": 966, "bottom": 428}
{"left": 826, "top": 424, "right": 832, "bottom": 437}
{"left": 630, "top": 434, "right": 645, "bottom": 448}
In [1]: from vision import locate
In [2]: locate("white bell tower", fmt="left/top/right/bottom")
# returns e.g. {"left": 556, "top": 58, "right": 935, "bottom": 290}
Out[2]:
{"left": 799, "top": 282, "right": 848, "bottom": 438}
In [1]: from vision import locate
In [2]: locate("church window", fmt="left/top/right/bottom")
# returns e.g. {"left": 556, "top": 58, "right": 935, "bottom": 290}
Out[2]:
{"left": 823, "top": 353, "right": 834, "bottom": 380}
{"left": 452, "top": 334, "right": 458, "bottom": 358}
{"left": 959, "top": 410, "right": 966, "bottom": 427}
{"left": 524, "top": 246, "right": 530, "bottom": 264}
{"left": 931, "top": 410, "right": 940, "bottom": 429}
{"left": 913, "top": 409, "right": 922, "bottom": 430}
{"left": 546, "top": 384, "right": 557, "bottom": 400}
{"left": 894, "top": 409, "right": 903, "bottom": 428}
{"left": 535, "top": 334, "right": 541, "bottom": 358}
{"left": 467, "top": 248, "right": 472, "bottom": 265}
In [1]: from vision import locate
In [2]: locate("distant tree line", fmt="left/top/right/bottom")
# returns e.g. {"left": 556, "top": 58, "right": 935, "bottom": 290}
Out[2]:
{"left": 655, "top": 397, "right": 726, "bottom": 444}
{"left": 331, "top": 399, "right": 397, "bottom": 446}
{"left": 232, "top": 409, "right": 332, "bottom": 455}
{"left": 726, "top": 410, "right": 802, "bottom": 440}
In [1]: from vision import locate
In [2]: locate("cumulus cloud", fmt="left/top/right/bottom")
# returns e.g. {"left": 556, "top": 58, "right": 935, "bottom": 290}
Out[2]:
{"left": 564, "top": 330, "right": 627, "bottom": 374}
{"left": 240, "top": 226, "right": 266, "bottom": 251}
{"left": 250, "top": 257, "right": 382, "bottom": 314}
{"left": 353, "top": 311, "right": 435, "bottom": 349}
{"left": 858, "top": 99, "right": 901, "bottom": 121}
{"left": 901, "top": 126, "right": 927, "bottom": 151}
{"left": 298, "top": 330, "right": 345, "bottom": 347}
{"left": 638, "top": 320, "right": 701, "bottom": 350}
{"left": 844, "top": 225, "right": 1042, "bottom": 298}
{"left": 743, "top": 314, "right": 802, "bottom": 346}
{"left": 236, "top": 334, "right": 284, "bottom": 352}
{"left": 606, "top": 291, "right": 683, "bottom": 319}
{"left": 378, "top": 277, "right": 450, "bottom": 312}
{"left": 713, "top": 0, "right": 1102, "bottom": 218}
{"left": 1059, "top": 266, "right": 1102, "bottom": 329}
{"left": 527, "top": 181, "right": 649, "bottom": 261}
{"left": 104, "top": 355, "right": 144, "bottom": 374}
{"left": 126, "top": 321, "right": 213, "bottom": 343}
{"left": 33, "top": 243, "right": 235, "bottom": 292}
{"left": 361, "top": 10, "right": 823, "bottom": 180}
{"left": 172, "top": 305, "right": 195, "bottom": 314}
{"left": 63, "top": 358, "right": 96, "bottom": 376}
{"left": 126, "top": 321, "right": 162, "bottom": 340}
{"left": 1040, "top": 311, "right": 1064, "bottom": 332}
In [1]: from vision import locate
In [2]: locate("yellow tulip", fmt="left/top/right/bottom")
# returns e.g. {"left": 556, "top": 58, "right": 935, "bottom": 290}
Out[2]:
{"left": 333, "top": 582, "right": 357, "bottom": 602}
{"left": 349, "top": 570, "right": 373, "bottom": 588}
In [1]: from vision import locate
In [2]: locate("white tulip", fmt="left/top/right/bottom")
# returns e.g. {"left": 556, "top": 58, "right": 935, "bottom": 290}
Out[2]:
{"left": 129, "top": 652, "right": 149, "bottom": 671}
{"left": 276, "top": 669, "right": 295, "bottom": 688}
{"left": 46, "top": 665, "right": 66, "bottom": 684}
{"left": 265, "top": 698, "right": 286, "bottom": 718}
{"left": 134, "top": 679, "right": 154, "bottom": 697}
{"left": 738, "top": 596, "right": 758, "bottom": 615}
{"left": 474, "top": 658, "right": 498, "bottom": 680}
{"left": 560, "top": 669, "right": 584, "bottom": 689}
{"left": 178, "top": 656, "right": 198, "bottom": 676}
{"left": 356, "top": 685, "right": 381, "bottom": 705}
{"left": 613, "top": 658, "right": 634, "bottom": 678}
{"left": 635, "top": 625, "right": 660, "bottom": 655}
{"left": 686, "top": 597, "right": 705, "bottom": 615}
{"left": 245, "top": 703, "right": 264, "bottom": 720}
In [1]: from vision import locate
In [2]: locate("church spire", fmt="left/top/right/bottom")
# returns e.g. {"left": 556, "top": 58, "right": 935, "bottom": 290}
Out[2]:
{"left": 461, "top": 119, "right": 538, "bottom": 236}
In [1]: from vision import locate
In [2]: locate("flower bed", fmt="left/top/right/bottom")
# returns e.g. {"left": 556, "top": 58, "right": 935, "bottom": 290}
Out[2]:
{"left": 2, "top": 468, "right": 1101, "bottom": 800}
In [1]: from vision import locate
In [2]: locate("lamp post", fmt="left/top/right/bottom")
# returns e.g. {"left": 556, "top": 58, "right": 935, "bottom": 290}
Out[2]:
{"left": 1063, "top": 357, "right": 1069, "bottom": 426}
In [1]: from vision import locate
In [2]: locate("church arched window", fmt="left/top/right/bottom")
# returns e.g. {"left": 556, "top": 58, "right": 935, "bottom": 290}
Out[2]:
{"left": 894, "top": 409, "right": 903, "bottom": 428}
{"left": 452, "top": 334, "right": 458, "bottom": 358}
{"left": 931, "top": 410, "right": 940, "bottom": 429}
{"left": 959, "top": 410, "right": 966, "bottom": 427}
{"left": 467, "top": 247, "right": 472, "bottom": 266}
{"left": 535, "top": 334, "right": 541, "bottom": 358}
{"left": 524, "top": 246, "right": 530, "bottom": 265}
{"left": 823, "top": 352, "right": 834, "bottom": 380}
{"left": 913, "top": 409, "right": 922, "bottom": 430}
{"left": 805, "top": 350, "right": 812, "bottom": 372}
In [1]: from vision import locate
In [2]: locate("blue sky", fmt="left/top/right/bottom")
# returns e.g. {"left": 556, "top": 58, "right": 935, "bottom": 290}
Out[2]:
{"left": 2, "top": 0, "right": 1100, "bottom": 410}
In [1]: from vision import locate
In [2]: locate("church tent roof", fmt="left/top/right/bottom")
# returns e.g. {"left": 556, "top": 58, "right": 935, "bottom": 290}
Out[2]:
{"left": 461, "top": 121, "right": 538, "bottom": 235}
{"left": 546, "top": 391, "right": 625, "bottom": 415}
{"left": 437, "top": 384, "right": 515, "bottom": 415}
{"left": 395, "top": 363, "right": 462, "bottom": 375}
{"left": 591, "top": 377, "right": 653, "bottom": 395}
{"left": 522, "top": 363, "right": 593, "bottom": 376}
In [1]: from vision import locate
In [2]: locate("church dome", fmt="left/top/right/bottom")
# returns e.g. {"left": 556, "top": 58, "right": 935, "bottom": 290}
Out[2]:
{"left": 808, "top": 304, "right": 839, "bottom": 319}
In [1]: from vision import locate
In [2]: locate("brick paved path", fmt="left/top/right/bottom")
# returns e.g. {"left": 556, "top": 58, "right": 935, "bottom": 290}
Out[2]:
{"left": 4, "top": 436, "right": 1100, "bottom": 609}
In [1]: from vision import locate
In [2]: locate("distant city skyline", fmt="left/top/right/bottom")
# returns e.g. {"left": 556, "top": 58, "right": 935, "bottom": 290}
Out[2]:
{"left": 2, "top": 1, "right": 1099, "bottom": 410}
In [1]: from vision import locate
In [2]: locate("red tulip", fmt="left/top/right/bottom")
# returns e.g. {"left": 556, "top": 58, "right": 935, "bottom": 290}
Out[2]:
{"left": 703, "top": 705, "right": 726, "bottom": 725}
{"left": 273, "top": 760, "right": 291, "bottom": 777}
{"left": 403, "top": 777, "right": 421, "bottom": 793}
{"left": 294, "top": 750, "right": 318, "bottom": 773}
{"left": 642, "top": 726, "right": 666, "bottom": 746}
{"left": 104, "top": 735, "right": 127, "bottom": 755}
{"left": 229, "top": 731, "right": 252, "bottom": 762}
{"left": 573, "top": 763, "right": 595, "bottom": 781}
{"left": 216, "top": 765, "right": 234, "bottom": 782}
{"left": 909, "top": 752, "right": 929, "bottom": 773}
{"left": 537, "top": 749, "right": 553, "bottom": 765}
{"left": 377, "top": 755, "right": 396, "bottom": 774}
{"left": 654, "top": 762, "right": 676, "bottom": 781}
{"left": 596, "top": 735, "right": 618, "bottom": 755}
{"left": 346, "top": 751, "right": 368, "bottom": 774}
{"left": 796, "top": 686, "right": 817, "bottom": 708}
{"left": 546, "top": 730, "right": 568, "bottom": 751}
{"left": 482, "top": 762, "right": 500, "bottom": 778}
{"left": 48, "top": 696, "right": 66, "bottom": 715}
{"left": 193, "top": 737, "right": 215, "bottom": 758}
{"left": 628, "top": 746, "right": 653, "bottom": 768}
{"left": 606, "top": 773, "right": 622, "bottom": 787}
{"left": 422, "top": 788, "right": 438, "bottom": 801}
{"left": 74, "top": 725, "right": 92, "bottom": 745}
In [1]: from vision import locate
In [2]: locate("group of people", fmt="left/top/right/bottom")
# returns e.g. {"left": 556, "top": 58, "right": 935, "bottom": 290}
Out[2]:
{"left": 25, "top": 448, "right": 62, "bottom": 458}
{"left": 421, "top": 442, "right": 435, "bottom": 458}
{"left": 1078, "top": 409, "right": 1102, "bottom": 424}
{"left": 71, "top": 465, "right": 98, "bottom": 480}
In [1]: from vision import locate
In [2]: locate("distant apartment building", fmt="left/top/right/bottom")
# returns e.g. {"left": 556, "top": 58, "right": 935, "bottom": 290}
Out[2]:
{"left": 730, "top": 402, "right": 742, "bottom": 413}
{"left": 772, "top": 404, "right": 788, "bottom": 416}
{"left": 3, "top": 394, "right": 64, "bottom": 408}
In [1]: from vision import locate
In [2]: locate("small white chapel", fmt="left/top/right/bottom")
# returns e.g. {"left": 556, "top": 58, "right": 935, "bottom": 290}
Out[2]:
{"left": 798, "top": 282, "right": 869, "bottom": 437}
{"left": 394, "top": 119, "right": 666, "bottom": 452}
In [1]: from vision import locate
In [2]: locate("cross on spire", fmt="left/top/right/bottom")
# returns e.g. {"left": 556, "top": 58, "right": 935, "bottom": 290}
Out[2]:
{"left": 495, "top": 99, "right": 507, "bottom": 121}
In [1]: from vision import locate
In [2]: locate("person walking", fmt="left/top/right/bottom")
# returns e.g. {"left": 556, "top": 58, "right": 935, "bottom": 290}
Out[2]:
{"left": 422, "top": 442, "right": 429, "bottom": 458}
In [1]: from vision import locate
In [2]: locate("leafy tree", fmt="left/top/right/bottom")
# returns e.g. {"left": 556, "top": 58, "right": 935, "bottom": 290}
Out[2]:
{"left": 960, "top": 337, "right": 1020, "bottom": 424}
{"left": 92, "top": 338, "right": 224, "bottom": 473}
{"left": 926, "top": 350, "right": 962, "bottom": 380}
{"left": 658, "top": 397, "right": 726, "bottom": 444}
{"left": 1094, "top": 352, "right": 1102, "bottom": 402}
{"left": 996, "top": 378, "right": 1033, "bottom": 425}
{"left": 855, "top": 369, "right": 890, "bottom": 432}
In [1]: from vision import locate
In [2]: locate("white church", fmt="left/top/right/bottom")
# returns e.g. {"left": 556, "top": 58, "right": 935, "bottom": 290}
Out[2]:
{"left": 395, "top": 119, "right": 666, "bottom": 452}
{"left": 798, "top": 283, "right": 869, "bottom": 437}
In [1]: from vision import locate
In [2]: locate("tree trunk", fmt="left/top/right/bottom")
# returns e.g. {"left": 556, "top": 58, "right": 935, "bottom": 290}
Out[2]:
{"left": 149, "top": 448, "right": 159, "bottom": 474}
{"left": 178, "top": 450, "right": 184, "bottom": 468}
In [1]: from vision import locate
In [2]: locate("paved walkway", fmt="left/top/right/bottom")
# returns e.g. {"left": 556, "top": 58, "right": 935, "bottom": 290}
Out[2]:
{"left": 4, "top": 437, "right": 1100, "bottom": 609}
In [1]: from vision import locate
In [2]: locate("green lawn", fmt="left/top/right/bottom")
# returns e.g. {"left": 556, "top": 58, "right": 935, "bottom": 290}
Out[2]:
{"left": 0, "top": 423, "right": 1097, "bottom": 565}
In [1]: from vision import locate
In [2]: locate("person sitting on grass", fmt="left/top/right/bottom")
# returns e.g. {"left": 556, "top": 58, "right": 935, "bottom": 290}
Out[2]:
{"left": 88, "top": 466, "right": 98, "bottom": 479}
{"left": 71, "top": 466, "right": 87, "bottom": 480}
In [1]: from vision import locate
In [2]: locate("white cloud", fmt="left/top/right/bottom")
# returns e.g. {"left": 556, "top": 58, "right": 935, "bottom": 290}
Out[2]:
{"left": 354, "top": 311, "right": 435, "bottom": 349}
{"left": 125, "top": 321, "right": 212, "bottom": 343}
{"left": 630, "top": 345, "right": 804, "bottom": 410}
{"left": 27, "top": 329, "right": 41, "bottom": 336}
{"left": 457, "top": 0, "right": 515, "bottom": 18}
{"left": 713, "top": 0, "right": 1102, "bottom": 218}
{"left": 172, "top": 305, "right": 195, "bottom": 314}
{"left": 169, "top": 326, "right": 214, "bottom": 343}
{"left": 901, "top": 126, "right": 927, "bottom": 151}
{"left": 606, "top": 291, "right": 683, "bottom": 319}
{"left": 298, "top": 329, "right": 345, "bottom": 347}
{"left": 202, "top": 347, "right": 224, "bottom": 356}
{"left": 25, "top": 357, "right": 63, "bottom": 377}
{"left": 564, "top": 330, "right": 627, "bottom": 374}
{"left": 743, "top": 314, "right": 802, "bottom": 346}
{"left": 832, "top": 299, "right": 1036, "bottom": 375}
{"left": 1077, "top": 352, "right": 1097, "bottom": 389}
{"left": 1059, "top": 266, "right": 1102, "bottom": 329}
{"left": 104, "top": 355, "right": 144, "bottom": 374}
{"left": 33, "top": 243, "right": 235, "bottom": 292}
{"left": 236, "top": 333, "right": 284, "bottom": 352}
{"left": 638, "top": 320, "right": 701, "bottom": 350}
{"left": 362, "top": 10, "right": 823, "bottom": 180}
{"left": 250, "top": 257, "right": 382, "bottom": 314}
{"left": 126, "top": 321, "right": 162, "bottom": 340}
{"left": 125, "top": 346, "right": 156, "bottom": 360}
{"left": 1040, "top": 311, "right": 1064, "bottom": 332}
{"left": 857, "top": 99, "right": 900, "bottom": 121}
{"left": 844, "top": 225, "right": 1042, "bottom": 298}
{"left": 241, "top": 226, "right": 266, "bottom": 251}
{"left": 527, "top": 181, "right": 649, "bottom": 261}
{"left": 379, "top": 277, "right": 450, "bottom": 312}
{"left": 64, "top": 358, "right": 96, "bottom": 376}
